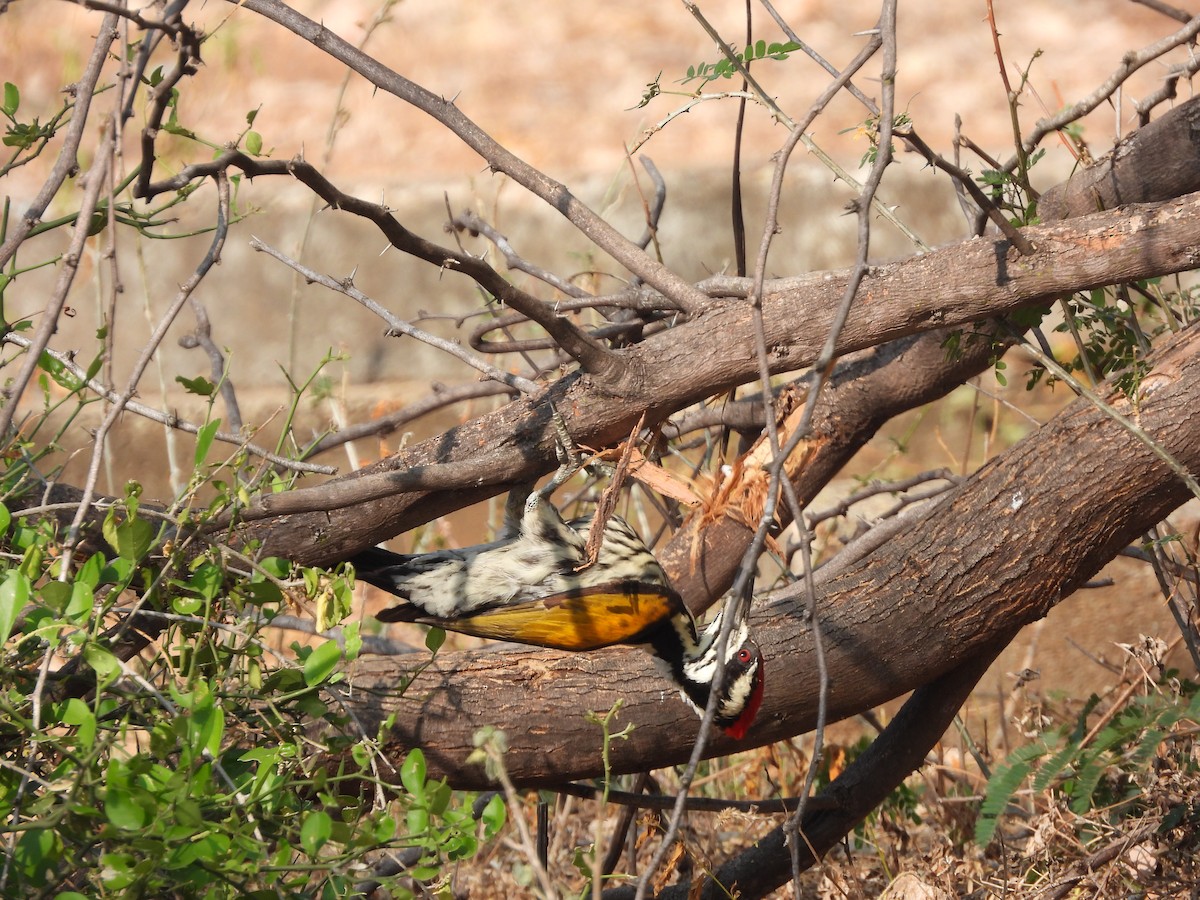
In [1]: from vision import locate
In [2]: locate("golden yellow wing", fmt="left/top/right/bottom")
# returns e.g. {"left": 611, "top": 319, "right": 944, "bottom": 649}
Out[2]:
{"left": 411, "top": 581, "right": 686, "bottom": 651}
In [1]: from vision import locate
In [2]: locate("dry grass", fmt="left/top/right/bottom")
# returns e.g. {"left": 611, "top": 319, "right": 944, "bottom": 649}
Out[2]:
{"left": 429, "top": 658, "right": 1200, "bottom": 898}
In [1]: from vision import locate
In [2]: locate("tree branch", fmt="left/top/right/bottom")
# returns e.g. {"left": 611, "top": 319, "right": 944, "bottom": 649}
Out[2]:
{"left": 329, "top": 321, "right": 1200, "bottom": 788}
{"left": 224, "top": 0, "right": 715, "bottom": 315}
{"left": 239, "top": 191, "right": 1200, "bottom": 565}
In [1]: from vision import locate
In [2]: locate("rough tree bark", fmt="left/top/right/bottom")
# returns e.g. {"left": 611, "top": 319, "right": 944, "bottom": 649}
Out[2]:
{"left": 331, "top": 321, "right": 1200, "bottom": 788}
{"left": 245, "top": 190, "right": 1200, "bottom": 567}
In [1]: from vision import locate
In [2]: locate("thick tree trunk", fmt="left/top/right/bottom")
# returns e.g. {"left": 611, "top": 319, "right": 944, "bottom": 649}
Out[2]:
{"left": 332, "top": 323, "right": 1200, "bottom": 788}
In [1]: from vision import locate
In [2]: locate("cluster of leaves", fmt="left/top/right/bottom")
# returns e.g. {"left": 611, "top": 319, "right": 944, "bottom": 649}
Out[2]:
{"left": 976, "top": 147, "right": 1046, "bottom": 228}
{"left": 975, "top": 677, "right": 1200, "bottom": 848}
{"left": 634, "top": 38, "right": 802, "bottom": 108}
{"left": 840, "top": 111, "right": 915, "bottom": 168}
{"left": 1037, "top": 281, "right": 1200, "bottom": 394}
{"left": 2, "top": 49, "right": 514, "bottom": 888}
{"left": 0, "top": 353, "right": 504, "bottom": 898}
{"left": 0, "top": 488, "right": 505, "bottom": 896}
{"left": 681, "top": 39, "right": 801, "bottom": 86}
{"left": 2, "top": 80, "right": 69, "bottom": 167}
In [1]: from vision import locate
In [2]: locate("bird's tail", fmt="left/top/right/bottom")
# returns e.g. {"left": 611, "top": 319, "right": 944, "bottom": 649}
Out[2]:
{"left": 348, "top": 545, "right": 421, "bottom": 609}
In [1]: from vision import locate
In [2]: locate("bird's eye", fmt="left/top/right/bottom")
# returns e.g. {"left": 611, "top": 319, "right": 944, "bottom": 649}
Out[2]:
{"left": 737, "top": 648, "right": 753, "bottom": 664}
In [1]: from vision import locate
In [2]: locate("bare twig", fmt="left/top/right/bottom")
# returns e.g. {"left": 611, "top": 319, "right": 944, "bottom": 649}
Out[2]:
{"left": 635, "top": 12, "right": 890, "bottom": 898}
{"left": 250, "top": 236, "right": 540, "bottom": 395}
{"left": 550, "top": 779, "right": 836, "bottom": 814}
{"left": 893, "top": 127, "right": 1036, "bottom": 253}
{"left": 0, "top": 334, "right": 335, "bottom": 475}
{"left": 1009, "top": 14, "right": 1200, "bottom": 168}
{"left": 451, "top": 210, "right": 592, "bottom": 300}
{"left": 61, "top": 173, "right": 233, "bottom": 569}
{"left": 242, "top": 449, "right": 518, "bottom": 520}
{"left": 0, "top": 12, "right": 118, "bottom": 271}
{"left": 302, "top": 381, "right": 514, "bottom": 457}
{"left": 141, "top": 146, "right": 623, "bottom": 375}
{"left": 0, "top": 107, "right": 119, "bottom": 440}
{"left": 806, "top": 469, "right": 961, "bottom": 526}
{"left": 630, "top": 156, "right": 668, "bottom": 255}
{"left": 470, "top": 290, "right": 680, "bottom": 354}
{"left": 225, "top": 0, "right": 714, "bottom": 315}
{"left": 180, "top": 298, "right": 243, "bottom": 432}
{"left": 1130, "top": 0, "right": 1193, "bottom": 25}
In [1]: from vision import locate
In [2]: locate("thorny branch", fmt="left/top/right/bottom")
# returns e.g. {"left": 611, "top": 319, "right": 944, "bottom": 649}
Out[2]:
{"left": 0, "top": 15, "right": 120, "bottom": 439}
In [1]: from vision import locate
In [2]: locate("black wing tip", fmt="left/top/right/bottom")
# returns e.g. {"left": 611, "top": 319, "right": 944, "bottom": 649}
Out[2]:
{"left": 347, "top": 546, "right": 416, "bottom": 601}
{"left": 348, "top": 545, "right": 407, "bottom": 571}
{"left": 373, "top": 603, "right": 423, "bottom": 623}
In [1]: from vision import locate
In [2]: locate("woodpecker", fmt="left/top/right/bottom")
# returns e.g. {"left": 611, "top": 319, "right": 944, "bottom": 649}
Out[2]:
{"left": 360, "top": 491, "right": 674, "bottom": 621}
{"left": 352, "top": 492, "right": 765, "bottom": 739}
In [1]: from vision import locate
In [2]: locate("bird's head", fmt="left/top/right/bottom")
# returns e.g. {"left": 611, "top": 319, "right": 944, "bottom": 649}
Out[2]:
{"left": 714, "top": 638, "right": 765, "bottom": 739}
{"left": 675, "top": 608, "right": 765, "bottom": 740}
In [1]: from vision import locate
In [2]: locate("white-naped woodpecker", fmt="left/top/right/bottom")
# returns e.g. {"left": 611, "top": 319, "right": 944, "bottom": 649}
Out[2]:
{"left": 352, "top": 490, "right": 765, "bottom": 740}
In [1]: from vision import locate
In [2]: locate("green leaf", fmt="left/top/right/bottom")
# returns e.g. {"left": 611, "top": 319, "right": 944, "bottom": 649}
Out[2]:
{"left": 3, "top": 81, "right": 19, "bottom": 117}
{"left": 300, "top": 810, "right": 332, "bottom": 856}
{"left": 0, "top": 569, "right": 31, "bottom": 642}
{"left": 246, "top": 130, "right": 262, "bottom": 155}
{"left": 77, "top": 552, "right": 103, "bottom": 589}
{"left": 302, "top": 639, "right": 342, "bottom": 686}
{"left": 189, "top": 696, "right": 225, "bottom": 756}
{"left": 13, "top": 827, "right": 58, "bottom": 886}
{"left": 427, "top": 781, "right": 451, "bottom": 816}
{"left": 36, "top": 350, "right": 82, "bottom": 391}
{"left": 239, "top": 580, "right": 283, "bottom": 605}
{"left": 406, "top": 805, "right": 429, "bottom": 836}
{"left": 59, "top": 697, "right": 96, "bottom": 748}
{"left": 189, "top": 562, "right": 223, "bottom": 602}
{"left": 400, "top": 748, "right": 427, "bottom": 796}
{"left": 171, "top": 593, "right": 203, "bottom": 615}
{"left": 425, "top": 626, "right": 446, "bottom": 655}
{"left": 18, "top": 542, "right": 44, "bottom": 580}
{"left": 104, "top": 786, "right": 147, "bottom": 830}
{"left": 373, "top": 814, "right": 397, "bottom": 843}
{"left": 480, "top": 793, "right": 506, "bottom": 838}
{"left": 258, "top": 557, "right": 293, "bottom": 579}
{"left": 194, "top": 418, "right": 221, "bottom": 466}
{"left": 341, "top": 620, "right": 362, "bottom": 662}
{"left": 84, "top": 642, "right": 122, "bottom": 691}
{"left": 100, "top": 557, "right": 133, "bottom": 586}
{"left": 0, "top": 502, "right": 10, "bottom": 537}
{"left": 975, "top": 745, "right": 1045, "bottom": 845}
{"left": 66, "top": 580, "right": 93, "bottom": 623}
{"left": 40, "top": 580, "right": 71, "bottom": 614}
{"left": 96, "top": 852, "right": 135, "bottom": 889}
{"left": 175, "top": 374, "right": 215, "bottom": 397}
{"left": 109, "top": 516, "right": 154, "bottom": 562}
